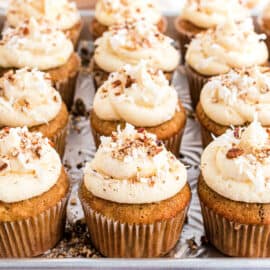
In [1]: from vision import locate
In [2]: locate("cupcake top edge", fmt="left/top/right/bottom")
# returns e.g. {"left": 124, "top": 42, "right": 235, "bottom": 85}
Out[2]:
{"left": 93, "top": 60, "right": 179, "bottom": 127}
{"left": 0, "top": 18, "right": 73, "bottom": 70}
{"left": 201, "top": 120, "right": 270, "bottom": 203}
{"left": 180, "top": 0, "right": 249, "bottom": 29}
{"left": 185, "top": 18, "right": 268, "bottom": 76}
{"left": 95, "top": 0, "right": 162, "bottom": 27}
{"left": 0, "top": 68, "right": 62, "bottom": 127}
{"left": 0, "top": 127, "right": 62, "bottom": 203}
{"left": 94, "top": 19, "right": 180, "bottom": 73}
{"left": 84, "top": 124, "right": 187, "bottom": 204}
{"left": 7, "top": 0, "right": 81, "bottom": 30}
{"left": 200, "top": 66, "right": 270, "bottom": 126}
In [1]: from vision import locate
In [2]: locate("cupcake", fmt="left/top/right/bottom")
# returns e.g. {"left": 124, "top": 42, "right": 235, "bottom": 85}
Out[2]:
{"left": 90, "top": 61, "right": 186, "bottom": 157}
{"left": 90, "top": 0, "right": 166, "bottom": 39}
{"left": 6, "top": 0, "right": 82, "bottom": 47}
{"left": 91, "top": 19, "right": 180, "bottom": 88}
{"left": 79, "top": 124, "right": 191, "bottom": 258}
{"left": 185, "top": 18, "right": 268, "bottom": 108}
{"left": 0, "top": 127, "right": 69, "bottom": 257}
{"left": 199, "top": 120, "right": 270, "bottom": 257}
{"left": 196, "top": 66, "right": 270, "bottom": 147}
{"left": 0, "top": 18, "right": 81, "bottom": 110}
{"left": 0, "top": 68, "right": 68, "bottom": 157}
{"left": 175, "top": 0, "right": 249, "bottom": 59}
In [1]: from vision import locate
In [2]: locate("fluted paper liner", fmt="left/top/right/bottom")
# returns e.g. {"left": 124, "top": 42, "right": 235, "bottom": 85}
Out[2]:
{"left": 55, "top": 73, "right": 78, "bottom": 111}
{"left": 199, "top": 123, "right": 215, "bottom": 149}
{"left": 0, "top": 195, "right": 68, "bottom": 258}
{"left": 49, "top": 125, "right": 68, "bottom": 159}
{"left": 91, "top": 128, "right": 184, "bottom": 158}
{"left": 80, "top": 196, "right": 188, "bottom": 258}
{"left": 200, "top": 200, "right": 270, "bottom": 257}
{"left": 185, "top": 65, "right": 209, "bottom": 109}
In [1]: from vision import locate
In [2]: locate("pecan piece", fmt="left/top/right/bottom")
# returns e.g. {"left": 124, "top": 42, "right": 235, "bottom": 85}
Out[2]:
{"left": 226, "top": 148, "right": 244, "bottom": 159}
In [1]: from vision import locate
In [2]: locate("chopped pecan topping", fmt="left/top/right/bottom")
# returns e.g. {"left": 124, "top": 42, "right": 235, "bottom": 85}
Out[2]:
{"left": 0, "top": 161, "right": 8, "bottom": 172}
{"left": 226, "top": 148, "right": 244, "bottom": 159}
{"left": 233, "top": 127, "right": 241, "bottom": 139}
{"left": 112, "top": 80, "right": 121, "bottom": 88}
{"left": 125, "top": 76, "right": 136, "bottom": 88}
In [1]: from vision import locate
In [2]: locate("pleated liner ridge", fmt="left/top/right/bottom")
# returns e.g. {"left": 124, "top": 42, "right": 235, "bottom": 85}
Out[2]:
{"left": 80, "top": 195, "right": 189, "bottom": 258}
{"left": 200, "top": 201, "right": 270, "bottom": 257}
{"left": 0, "top": 195, "right": 68, "bottom": 258}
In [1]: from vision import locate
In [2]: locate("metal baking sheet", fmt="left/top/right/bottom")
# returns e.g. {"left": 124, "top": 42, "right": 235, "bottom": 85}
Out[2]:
{"left": 1, "top": 15, "right": 270, "bottom": 270}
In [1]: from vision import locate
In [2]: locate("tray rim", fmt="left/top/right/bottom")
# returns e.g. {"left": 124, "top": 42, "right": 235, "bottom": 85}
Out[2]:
{"left": 0, "top": 258, "right": 270, "bottom": 270}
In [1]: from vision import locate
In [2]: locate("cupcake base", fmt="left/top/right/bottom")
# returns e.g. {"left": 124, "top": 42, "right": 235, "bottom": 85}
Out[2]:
{"left": 198, "top": 175, "right": 270, "bottom": 257}
{"left": 185, "top": 65, "right": 210, "bottom": 109}
{"left": 174, "top": 18, "right": 204, "bottom": 62}
{"left": 89, "top": 17, "right": 168, "bottom": 40}
{"left": 195, "top": 102, "right": 227, "bottom": 148}
{"left": 65, "top": 20, "right": 83, "bottom": 49}
{"left": 48, "top": 53, "right": 81, "bottom": 110}
{"left": 79, "top": 183, "right": 191, "bottom": 258}
{"left": 0, "top": 168, "right": 69, "bottom": 258}
{"left": 30, "top": 102, "right": 69, "bottom": 158}
{"left": 90, "top": 100, "right": 187, "bottom": 157}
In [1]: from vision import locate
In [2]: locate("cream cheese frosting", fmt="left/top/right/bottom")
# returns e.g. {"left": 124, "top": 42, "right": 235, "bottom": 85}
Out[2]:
{"left": 180, "top": 0, "right": 249, "bottom": 29}
{"left": 201, "top": 120, "right": 270, "bottom": 203}
{"left": 94, "top": 19, "right": 180, "bottom": 73}
{"left": 7, "top": 0, "right": 80, "bottom": 30}
{"left": 95, "top": 0, "right": 162, "bottom": 26}
{"left": 0, "top": 127, "right": 62, "bottom": 203}
{"left": 200, "top": 66, "right": 270, "bottom": 126}
{"left": 0, "top": 18, "right": 73, "bottom": 70}
{"left": 0, "top": 68, "right": 62, "bottom": 127}
{"left": 84, "top": 124, "right": 187, "bottom": 204}
{"left": 93, "top": 61, "right": 178, "bottom": 127}
{"left": 186, "top": 19, "right": 268, "bottom": 76}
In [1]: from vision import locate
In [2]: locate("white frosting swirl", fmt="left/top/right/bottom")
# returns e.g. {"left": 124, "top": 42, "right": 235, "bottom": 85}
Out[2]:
{"left": 186, "top": 19, "right": 268, "bottom": 76}
{"left": 0, "top": 68, "right": 61, "bottom": 127}
{"left": 0, "top": 127, "right": 62, "bottom": 203}
{"left": 94, "top": 19, "right": 180, "bottom": 73}
{"left": 84, "top": 124, "right": 187, "bottom": 204}
{"left": 7, "top": 0, "right": 80, "bottom": 30}
{"left": 93, "top": 61, "right": 178, "bottom": 127}
{"left": 95, "top": 0, "right": 161, "bottom": 26}
{"left": 181, "top": 0, "right": 249, "bottom": 28}
{"left": 201, "top": 67, "right": 270, "bottom": 126}
{"left": 201, "top": 121, "right": 270, "bottom": 203}
{"left": 0, "top": 18, "right": 73, "bottom": 70}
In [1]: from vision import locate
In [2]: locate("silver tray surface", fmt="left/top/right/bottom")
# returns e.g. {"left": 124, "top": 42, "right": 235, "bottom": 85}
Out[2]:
{"left": 0, "top": 14, "right": 270, "bottom": 270}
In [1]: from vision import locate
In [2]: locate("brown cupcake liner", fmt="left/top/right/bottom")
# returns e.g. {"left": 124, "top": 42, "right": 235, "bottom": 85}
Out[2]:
{"left": 200, "top": 200, "right": 270, "bottom": 257}
{"left": 0, "top": 195, "right": 68, "bottom": 258}
{"left": 55, "top": 72, "right": 78, "bottom": 111}
{"left": 49, "top": 125, "right": 68, "bottom": 159}
{"left": 199, "top": 122, "right": 216, "bottom": 148}
{"left": 91, "top": 127, "right": 184, "bottom": 157}
{"left": 80, "top": 195, "right": 188, "bottom": 258}
{"left": 185, "top": 65, "right": 210, "bottom": 109}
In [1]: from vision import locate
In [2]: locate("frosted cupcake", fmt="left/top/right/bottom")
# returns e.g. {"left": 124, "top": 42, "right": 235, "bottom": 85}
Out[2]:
{"left": 199, "top": 121, "right": 270, "bottom": 257}
{"left": 80, "top": 124, "right": 191, "bottom": 258}
{"left": 90, "top": 0, "right": 166, "bottom": 39}
{"left": 91, "top": 61, "right": 186, "bottom": 157}
{"left": 0, "top": 127, "right": 69, "bottom": 257}
{"left": 196, "top": 66, "right": 270, "bottom": 147}
{"left": 0, "top": 18, "right": 81, "bottom": 109}
{"left": 185, "top": 18, "right": 268, "bottom": 108}
{"left": 6, "top": 0, "right": 82, "bottom": 46}
{"left": 92, "top": 19, "right": 180, "bottom": 88}
{"left": 175, "top": 0, "right": 249, "bottom": 59}
{"left": 0, "top": 68, "right": 68, "bottom": 157}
